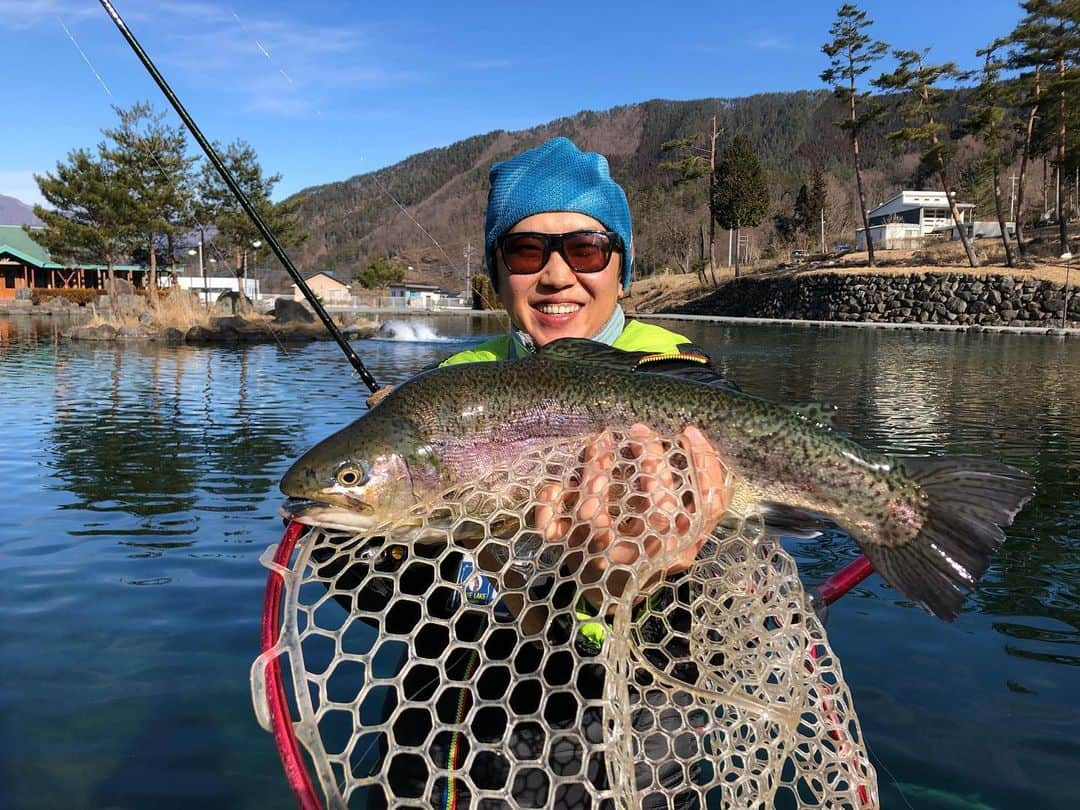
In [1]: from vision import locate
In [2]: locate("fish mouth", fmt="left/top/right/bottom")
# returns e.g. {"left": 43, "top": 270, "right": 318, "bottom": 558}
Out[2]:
{"left": 279, "top": 498, "right": 377, "bottom": 533}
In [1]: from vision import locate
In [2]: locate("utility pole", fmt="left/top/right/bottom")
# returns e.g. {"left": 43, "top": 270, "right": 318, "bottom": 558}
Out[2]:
{"left": 1009, "top": 174, "right": 1019, "bottom": 222}
{"left": 820, "top": 208, "right": 826, "bottom": 254}
{"left": 463, "top": 241, "right": 473, "bottom": 296}
{"left": 187, "top": 228, "right": 208, "bottom": 309}
{"left": 708, "top": 115, "right": 720, "bottom": 280}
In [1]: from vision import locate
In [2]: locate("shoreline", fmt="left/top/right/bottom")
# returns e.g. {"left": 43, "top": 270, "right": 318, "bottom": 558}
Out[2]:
{"left": 3, "top": 304, "right": 1075, "bottom": 337}
{"left": 637, "top": 311, "right": 1079, "bottom": 336}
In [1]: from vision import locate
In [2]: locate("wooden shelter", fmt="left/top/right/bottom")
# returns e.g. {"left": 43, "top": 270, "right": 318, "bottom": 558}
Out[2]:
{"left": 0, "top": 225, "right": 145, "bottom": 299}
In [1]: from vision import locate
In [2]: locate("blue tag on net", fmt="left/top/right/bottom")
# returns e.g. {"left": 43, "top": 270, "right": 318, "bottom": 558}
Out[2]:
{"left": 452, "top": 558, "right": 512, "bottom": 618}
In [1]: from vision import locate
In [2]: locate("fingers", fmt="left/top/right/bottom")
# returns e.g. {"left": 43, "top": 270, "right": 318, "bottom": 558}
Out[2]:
{"left": 533, "top": 482, "right": 570, "bottom": 543}
{"left": 529, "top": 426, "right": 728, "bottom": 607}
{"left": 681, "top": 425, "right": 729, "bottom": 524}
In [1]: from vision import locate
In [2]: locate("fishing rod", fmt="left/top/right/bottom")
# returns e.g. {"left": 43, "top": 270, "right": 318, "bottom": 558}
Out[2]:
{"left": 97, "top": 0, "right": 380, "bottom": 394}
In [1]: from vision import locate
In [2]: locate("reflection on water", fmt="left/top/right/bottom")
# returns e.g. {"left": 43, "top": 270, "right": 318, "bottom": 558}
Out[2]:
{"left": 0, "top": 313, "right": 1076, "bottom": 809}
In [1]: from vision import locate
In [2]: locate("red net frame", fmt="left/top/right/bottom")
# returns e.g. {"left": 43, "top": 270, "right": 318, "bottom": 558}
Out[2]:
{"left": 256, "top": 520, "right": 876, "bottom": 809}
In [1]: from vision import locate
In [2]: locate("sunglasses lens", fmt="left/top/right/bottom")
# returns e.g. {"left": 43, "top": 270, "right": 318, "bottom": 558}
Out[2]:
{"left": 562, "top": 232, "right": 610, "bottom": 272}
{"left": 502, "top": 234, "right": 547, "bottom": 273}
{"left": 500, "top": 231, "right": 616, "bottom": 274}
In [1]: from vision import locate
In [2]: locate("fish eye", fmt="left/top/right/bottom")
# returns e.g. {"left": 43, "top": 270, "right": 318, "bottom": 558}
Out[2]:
{"left": 335, "top": 464, "right": 367, "bottom": 487}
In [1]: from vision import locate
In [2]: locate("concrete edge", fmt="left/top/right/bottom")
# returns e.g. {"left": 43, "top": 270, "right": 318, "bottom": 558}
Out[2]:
{"left": 634, "top": 312, "right": 1079, "bottom": 337}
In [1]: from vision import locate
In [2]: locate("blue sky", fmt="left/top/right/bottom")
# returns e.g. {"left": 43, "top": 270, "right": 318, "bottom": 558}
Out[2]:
{"left": 4, "top": 1, "right": 1025, "bottom": 207}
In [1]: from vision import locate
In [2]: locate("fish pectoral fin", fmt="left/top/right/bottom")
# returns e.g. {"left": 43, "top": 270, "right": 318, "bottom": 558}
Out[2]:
{"left": 859, "top": 456, "right": 1035, "bottom": 622}
{"left": 725, "top": 503, "right": 831, "bottom": 540}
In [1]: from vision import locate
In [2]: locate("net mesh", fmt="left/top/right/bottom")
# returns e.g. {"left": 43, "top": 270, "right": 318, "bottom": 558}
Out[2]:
{"left": 253, "top": 431, "right": 879, "bottom": 809}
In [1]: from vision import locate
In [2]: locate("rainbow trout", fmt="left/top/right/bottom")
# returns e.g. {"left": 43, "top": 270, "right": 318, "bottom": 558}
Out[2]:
{"left": 280, "top": 339, "right": 1033, "bottom": 620}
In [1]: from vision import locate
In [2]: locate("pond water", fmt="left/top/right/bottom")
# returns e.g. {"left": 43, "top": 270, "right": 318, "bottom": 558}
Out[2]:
{"left": 0, "top": 313, "right": 1076, "bottom": 809}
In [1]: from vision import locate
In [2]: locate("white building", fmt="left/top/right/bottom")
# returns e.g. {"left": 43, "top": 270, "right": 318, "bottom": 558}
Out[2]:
{"left": 856, "top": 190, "right": 977, "bottom": 250}
{"left": 171, "top": 274, "right": 261, "bottom": 304}
{"left": 388, "top": 281, "right": 445, "bottom": 308}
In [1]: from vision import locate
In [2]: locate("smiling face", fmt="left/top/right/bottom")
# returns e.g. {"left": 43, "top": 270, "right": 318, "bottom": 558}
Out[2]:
{"left": 495, "top": 212, "right": 624, "bottom": 347}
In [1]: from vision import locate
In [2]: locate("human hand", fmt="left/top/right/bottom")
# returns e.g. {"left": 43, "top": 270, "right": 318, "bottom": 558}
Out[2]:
{"left": 533, "top": 424, "right": 728, "bottom": 611}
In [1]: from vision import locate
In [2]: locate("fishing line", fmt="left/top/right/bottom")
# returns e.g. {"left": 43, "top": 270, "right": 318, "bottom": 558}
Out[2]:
{"left": 225, "top": 6, "right": 465, "bottom": 278}
{"left": 218, "top": 7, "right": 474, "bottom": 301}
{"left": 97, "top": 0, "right": 381, "bottom": 393}
{"left": 228, "top": 10, "right": 302, "bottom": 96}
{"left": 55, "top": 17, "right": 298, "bottom": 361}
{"left": 864, "top": 739, "right": 915, "bottom": 810}
{"left": 363, "top": 163, "right": 465, "bottom": 276}
{"left": 57, "top": 16, "right": 112, "bottom": 96}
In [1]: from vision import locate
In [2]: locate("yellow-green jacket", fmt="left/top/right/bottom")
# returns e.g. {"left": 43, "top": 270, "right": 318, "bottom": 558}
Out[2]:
{"left": 438, "top": 318, "right": 695, "bottom": 649}
{"left": 439, "top": 319, "right": 692, "bottom": 367}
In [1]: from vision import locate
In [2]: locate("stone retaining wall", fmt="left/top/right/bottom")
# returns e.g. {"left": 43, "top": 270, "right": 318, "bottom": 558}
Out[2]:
{"left": 671, "top": 272, "right": 1079, "bottom": 328}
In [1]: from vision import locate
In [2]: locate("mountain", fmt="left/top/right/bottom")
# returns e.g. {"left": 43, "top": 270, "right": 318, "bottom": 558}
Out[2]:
{"left": 0, "top": 194, "right": 42, "bottom": 227}
{"left": 285, "top": 90, "right": 974, "bottom": 288}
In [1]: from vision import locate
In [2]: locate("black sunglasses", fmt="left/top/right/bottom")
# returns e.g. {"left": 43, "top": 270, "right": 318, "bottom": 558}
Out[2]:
{"left": 496, "top": 230, "right": 624, "bottom": 275}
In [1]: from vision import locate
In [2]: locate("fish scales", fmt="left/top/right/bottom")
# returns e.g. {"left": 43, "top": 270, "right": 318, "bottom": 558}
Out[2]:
{"left": 281, "top": 338, "right": 1034, "bottom": 620}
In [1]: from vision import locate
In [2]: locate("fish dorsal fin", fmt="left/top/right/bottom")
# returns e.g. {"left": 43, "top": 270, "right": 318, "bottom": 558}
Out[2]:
{"left": 634, "top": 349, "right": 711, "bottom": 369}
{"left": 792, "top": 402, "right": 839, "bottom": 430}
{"left": 534, "top": 338, "right": 650, "bottom": 368}
{"left": 536, "top": 338, "right": 741, "bottom": 391}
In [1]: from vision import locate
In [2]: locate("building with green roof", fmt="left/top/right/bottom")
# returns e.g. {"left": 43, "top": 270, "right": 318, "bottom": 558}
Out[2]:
{"left": 0, "top": 225, "right": 145, "bottom": 300}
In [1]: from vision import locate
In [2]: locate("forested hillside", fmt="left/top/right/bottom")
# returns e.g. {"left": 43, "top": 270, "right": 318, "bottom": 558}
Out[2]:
{"left": 286, "top": 90, "right": 974, "bottom": 289}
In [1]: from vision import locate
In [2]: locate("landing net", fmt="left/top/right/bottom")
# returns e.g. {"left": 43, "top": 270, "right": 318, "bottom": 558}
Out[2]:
{"left": 253, "top": 432, "right": 879, "bottom": 809}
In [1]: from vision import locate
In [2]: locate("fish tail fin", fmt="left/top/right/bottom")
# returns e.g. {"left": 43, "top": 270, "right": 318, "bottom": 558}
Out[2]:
{"left": 860, "top": 457, "right": 1034, "bottom": 621}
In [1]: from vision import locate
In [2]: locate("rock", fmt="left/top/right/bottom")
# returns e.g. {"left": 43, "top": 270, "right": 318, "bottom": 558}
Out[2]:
{"left": 272, "top": 297, "right": 316, "bottom": 324}
{"left": 946, "top": 297, "right": 968, "bottom": 314}
{"left": 69, "top": 324, "right": 116, "bottom": 340}
{"left": 186, "top": 325, "right": 221, "bottom": 342}
{"left": 207, "top": 315, "right": 260, "bottom": 341}
{"left": 152, "top": 327, "right": 185, "bottom": 343}
{"left": 213, "top": 291, "right": 253, "bottom": 316}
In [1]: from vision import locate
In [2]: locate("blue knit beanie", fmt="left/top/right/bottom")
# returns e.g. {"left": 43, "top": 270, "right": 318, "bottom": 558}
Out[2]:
{"left": 485, "top": 137, "right": 633, "bottom": 289}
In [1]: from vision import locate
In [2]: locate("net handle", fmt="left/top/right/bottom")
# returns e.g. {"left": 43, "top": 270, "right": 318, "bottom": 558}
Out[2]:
{"left": 260, "top": 520, "right": 323, "bottom": 810}
{"left": 816, "top": 555, "right": 875, "bottom": 605}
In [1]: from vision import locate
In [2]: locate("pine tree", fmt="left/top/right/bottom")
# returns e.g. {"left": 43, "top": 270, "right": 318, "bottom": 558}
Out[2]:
{"left": 809, "top": 167, "right": 829, "bottom": 252}
{"left": 1006, "top": 0, "right": 1080, "bottom": 256}
{"left": 30, "top": 148, "right": 140, "bottom": 309}
{"left": 659, "top": 114, "right": 722, "bottom": 284}
{"left": 101, "top": 102, "right": 197, "bottom": 300}
{"left": 874, "top": 48, "right": 980, "bottom": 267}
{"left": 712, "top": 132, "right": 769, "bottom": 277}
{"left": 1002, "top": 46, "right": 1043, "bottom": 255}
{"left": 793, "top": 184, "right": 812, "bottom": 248}
{"left": 821, "top": 3, "right": 888, "bottom": 267}
{"left": 196, "top": 140, "right": 306, "bottom": 283}
{"left": 959, "top": 44, "right": 1021, "bottom": 267}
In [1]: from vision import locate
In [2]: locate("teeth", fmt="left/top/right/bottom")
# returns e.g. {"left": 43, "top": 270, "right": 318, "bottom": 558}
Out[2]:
{"left": 537, "top": 303, "right": 580, "bottom": 315}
